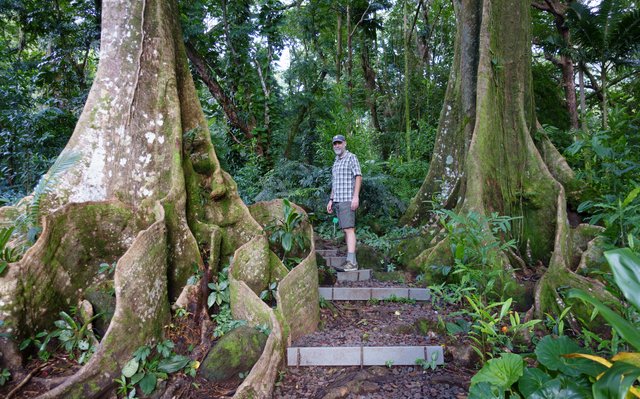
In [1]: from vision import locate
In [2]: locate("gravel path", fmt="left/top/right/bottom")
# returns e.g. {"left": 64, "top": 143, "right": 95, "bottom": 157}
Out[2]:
{"left": 275, "top": 300, "right": 474, "bottom": 398}
{"left": 273, "top": 365, "right": 470, "bottom": 398}
{"left": 294, "top": 301, "right": 441, "bottom": 347}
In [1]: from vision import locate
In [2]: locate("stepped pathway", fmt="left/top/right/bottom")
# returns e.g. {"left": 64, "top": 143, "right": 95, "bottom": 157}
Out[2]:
{"left": 273, "top": 246, "right": 470, "bottom": 399}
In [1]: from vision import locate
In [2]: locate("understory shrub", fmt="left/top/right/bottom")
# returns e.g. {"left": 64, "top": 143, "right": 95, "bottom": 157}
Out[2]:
{"left": 469, "top": 248, "right": 640, "bottom": 398}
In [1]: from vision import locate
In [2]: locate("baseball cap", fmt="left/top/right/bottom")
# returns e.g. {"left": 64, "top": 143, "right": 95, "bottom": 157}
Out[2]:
{"left": 332, "top": 134, "right": 346, "bottom": 143}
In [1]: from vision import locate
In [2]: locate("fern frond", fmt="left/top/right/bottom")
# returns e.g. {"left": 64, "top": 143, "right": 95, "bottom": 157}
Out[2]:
{"left": 28, "top": 151, "right": 82, "bottom": 227}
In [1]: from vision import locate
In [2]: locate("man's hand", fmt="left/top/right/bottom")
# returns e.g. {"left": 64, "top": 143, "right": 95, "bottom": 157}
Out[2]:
{"left": 351, "top": 196, "right": 359, "bottom": 211}
{"left": 327, "top": 200, "right": 333, "bottom": 213}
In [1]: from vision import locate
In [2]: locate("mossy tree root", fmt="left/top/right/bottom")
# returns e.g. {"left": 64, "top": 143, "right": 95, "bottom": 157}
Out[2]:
{"left": 38, "top": 204, "right": 170, "bottom": 398}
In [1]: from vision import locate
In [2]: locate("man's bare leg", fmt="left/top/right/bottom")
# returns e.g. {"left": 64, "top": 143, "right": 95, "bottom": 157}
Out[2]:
{"left": 344, "top": 227, "right": 357, "bottom": 266}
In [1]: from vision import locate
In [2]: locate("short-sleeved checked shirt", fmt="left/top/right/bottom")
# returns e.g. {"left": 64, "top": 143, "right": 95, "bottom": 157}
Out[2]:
{"left": 331, "top": 150, "right": 362, "bottom": 202}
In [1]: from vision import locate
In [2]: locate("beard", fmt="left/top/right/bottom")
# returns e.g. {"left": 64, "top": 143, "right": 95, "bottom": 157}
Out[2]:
{"left": 333, "top": 147, "right": 344, "bottom": 156}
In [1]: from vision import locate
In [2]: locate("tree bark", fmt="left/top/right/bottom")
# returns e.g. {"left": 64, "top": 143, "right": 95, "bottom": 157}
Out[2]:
{"left": 532, "top": 0, "right": 579, "bottom": 130}
{"left": 361, "top": 40, "right": 382, "bottom": 132}
{"left": 0, "top": 0, "right": 318, "bottom": 397}
{"left": 336, "top": 11, "right": 343, "bottom": 83}
{"left": 404, "top": 0, "right": 412, "bottom": 160}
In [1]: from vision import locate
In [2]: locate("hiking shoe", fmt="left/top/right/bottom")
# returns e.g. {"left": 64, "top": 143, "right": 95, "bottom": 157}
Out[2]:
{"left": 336, "top": 261, "right": 358, "bottom": 272}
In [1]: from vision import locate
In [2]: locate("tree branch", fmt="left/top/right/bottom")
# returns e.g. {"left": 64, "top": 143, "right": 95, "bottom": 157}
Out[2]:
{"left": 185, "top": 41, "right": 255, "bottom": 138}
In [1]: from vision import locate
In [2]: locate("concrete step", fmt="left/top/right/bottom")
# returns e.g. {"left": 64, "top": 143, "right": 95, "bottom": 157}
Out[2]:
{"left": 336, "top": 269, "right": 371, "bottom": 282}
{"left": 287, "top": 345, "right": 444, "bottom": 367}
{"left": 318, "top": 287, "right": 430, "bottom": 301}
{"left": 325, "top": 256, "right": 346, "bottom": 267}
{"left": 316, "top": 249, "right": 339, "bottom": 257}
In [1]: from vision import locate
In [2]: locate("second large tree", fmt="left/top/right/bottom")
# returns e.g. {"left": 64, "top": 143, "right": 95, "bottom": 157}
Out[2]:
{"left": 402, "top": 0, "right": 606, "bottom": 315}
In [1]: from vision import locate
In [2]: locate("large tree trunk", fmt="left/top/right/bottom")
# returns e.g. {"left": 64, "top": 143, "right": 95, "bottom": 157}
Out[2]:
{"left": 401, "top": 0, "right": 610, "bottom": 317}
{"left": 0, "top": 0, "right": 318, "bottom": 397}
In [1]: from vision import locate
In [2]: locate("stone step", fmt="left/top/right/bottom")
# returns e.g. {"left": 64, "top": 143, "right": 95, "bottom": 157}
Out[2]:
{"left": 316, "top": 249, "right": 339, "bottom": 257}
{"left": 336, "top": 269, "right": 371, "bottom": 282}
{"left": 318, "top": 287, "right": 430, "bottom": 301}
{"left": 324, "top": 256, "right": 346, "bottom": 267}
{"left": 287, "top": 345, "right": 444, "bottom": 367}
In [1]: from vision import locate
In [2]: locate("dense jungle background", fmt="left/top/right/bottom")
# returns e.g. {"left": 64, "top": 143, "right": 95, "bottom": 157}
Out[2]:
{"left": 1, "top": 0, "right": 640, "bottom": 397}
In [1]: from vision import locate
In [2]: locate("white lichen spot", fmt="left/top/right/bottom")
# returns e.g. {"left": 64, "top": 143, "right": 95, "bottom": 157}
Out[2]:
{"left": 119, "top": 158, "right": 127, "bottom": 166}
{"left": 68, "top": 133, "right": 107, "bottom": 202}
{"left": 156, "top": 115, "right": 164, "bottom": 126}
{"left": 145, "top": 132, "right": 156, "bottom": 144}
{"left": 158, "top": 136, "right": 165, "bottom": 144}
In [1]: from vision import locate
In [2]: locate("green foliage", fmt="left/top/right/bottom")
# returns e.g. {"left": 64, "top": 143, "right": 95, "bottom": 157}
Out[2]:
{"left": 207, "top": 280, "right": 230, "bottom": 308}
{"left": 569, "top": 248, "right": 640, "bottom": 351}
{"left": 19, "top": 307, "right": 99, "bottom": 364}
{"left": 429, "top": 210, "right": 520, "bottom": 300}
{"left": 98, "top": 262, "right": 116, "bottom": 275}
{"left": 207, "top": 265, "right": 230, "bottom": 308}
{"left": 48, "top": 310, "right": 100, "bottom": 364}
{"left": 0, "top": 226, "right": 21, "bottom": 275}
{"left": 578, "top": 186, "right": 640, "bottom": 248}
{"left": 206, "top": 265, "right": 247, "bottom": 338}
{"left": 264, "top": 199, "right": 309, "bottom": 269}
{"left": 211, "top": 305, "right": 247, "bottom": 339}
{"left": 0, "top": 0, "right": 98, "bottom": 197}
{"left": 470, "top": 353, "right": 524, "bottom": 391}
{"left": 464, "top": 295, "right": 540, "bottom": 364}
{"left": 260, "top": 281, "right": 278, "bottom": 304}
{"left": 12, "top": 151, "right": 81, "bottom": 244}
{"left": 0, "top": 368, "right": 10, "bottom": 386}
{"left": 532, "top": 64, "right": 571, "bottom": 130}
{"left": 19, "top": 330, "right": 53, "bottom": 361}
{"left": 117, "top": 340, "right": 197, "bottom": 398}
{"left": 470, "top": 247, "right": 640, "bottom": 398}
{"left": 415, "top": 351, "right": 441, "bottom": 371}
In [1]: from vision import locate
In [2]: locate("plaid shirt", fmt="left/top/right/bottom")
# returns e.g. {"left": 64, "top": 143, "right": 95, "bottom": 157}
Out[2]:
{"left": 331, "top": 150, "right": 362, "bottom": 202}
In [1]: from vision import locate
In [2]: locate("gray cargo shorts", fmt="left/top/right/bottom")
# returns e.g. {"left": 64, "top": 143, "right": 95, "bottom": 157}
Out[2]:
{"left": 334, "top": 201, "right": 356, "bottom": 229}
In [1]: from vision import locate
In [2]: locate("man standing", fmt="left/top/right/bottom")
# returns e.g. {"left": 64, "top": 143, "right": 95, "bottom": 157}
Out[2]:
{"left": 327, "top": 134, "right": 362, "bottom": 271}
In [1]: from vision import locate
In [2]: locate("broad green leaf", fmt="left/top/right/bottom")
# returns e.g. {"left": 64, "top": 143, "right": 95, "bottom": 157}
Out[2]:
{"left": 535, "top": 336, "right": 604, "bottom": 377}
{"left": 207, "top": 292, "right": 217, "bottom": 308}
{"left": 133, "top": 345, "right": 151, "bottom": 361}
{"left": 157, "top": 355, "right": 190, "bottom": 373}
{"left": 518, "top": 367, "right": 552, "bottom": 397}
{"left": 139, "top": 373, "right": 157, "bottom": 396}
{"left": 282, "top": 233, "right": 292, "bottom": 252}
{"left": 568, "top": 289, "right": 640, "bottom": 351}
{"left": 130, "top": 371, "right": 145, "bottom": 385}
{"left": 499, "top": 298, "right": 512, "bottom": 319}
{"left": 605, "top": 248, "right": 640, "bottom": 311}
{"left": 593, "top": 361, "right": 640, "bottom": 399}
{"left": 528, "top": 378, "right": 591, "bottom": 399}
{"left": 122, "top": 358, "right": 140, "bottom": 378}
{"left": 471, "top": 353, "right": 523, "bottom": 389}
{"left": 622, "top": 187, "right": 640, "bottom": 207}
{"left": 468, "top": 381, "right": 505, "bottom": 399}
